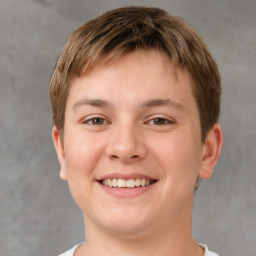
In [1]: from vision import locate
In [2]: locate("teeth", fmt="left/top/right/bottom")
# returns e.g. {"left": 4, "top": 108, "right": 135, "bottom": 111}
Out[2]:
{"left": 118, "top": 179, "right": 126, "bottom": 188}
{"left": 108, "top": 179, "right": 113, "bottom": 187}
{"left": 101, "top": 178, "right": 154, "bottom": 188}
{"left": 112, "top": 178, "right": 118, "bottom": 187}
{"left": 126, "top": 179, "right": 135, "bottom": 188}
{"left": 135, "top": 178, "right": 140, "bottom": 187}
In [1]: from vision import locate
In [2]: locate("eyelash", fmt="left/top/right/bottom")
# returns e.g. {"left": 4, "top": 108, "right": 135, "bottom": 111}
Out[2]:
{"left": 82, "top": 116, "right": 174, "bottom": 126}
{"left": 147, "top": 117, "right": 174, "bottom": 125}
{"left": 82, "top": 117, "right": 109, "bottom": 125}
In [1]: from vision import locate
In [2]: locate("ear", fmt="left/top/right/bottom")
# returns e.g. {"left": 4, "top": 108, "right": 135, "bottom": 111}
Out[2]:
{"left": 52, "top": 126, "right": 68, "bottom": 180}
{"left": 198, "top": 124, "right": 223, "bottom": 180}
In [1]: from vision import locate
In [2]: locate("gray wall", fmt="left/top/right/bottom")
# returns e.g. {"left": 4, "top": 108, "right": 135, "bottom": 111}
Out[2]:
{"left": 0, "top": 0, "right": 255, "bottom": 255}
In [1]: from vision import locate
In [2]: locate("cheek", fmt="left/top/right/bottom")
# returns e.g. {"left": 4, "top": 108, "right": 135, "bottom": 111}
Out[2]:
{"left": 63, "top": 132, "right": 106, "bottom": 211}
{"left": 150, "top": 130, "right": 202, "bottom": 180}
{"left": 63, "top": 131, "right": 105, "bottom": 179}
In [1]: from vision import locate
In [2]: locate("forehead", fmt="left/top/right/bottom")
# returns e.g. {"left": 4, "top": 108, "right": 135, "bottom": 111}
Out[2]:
{"left": 67, "top": 50, "right": 196, "bottom": 110}
{"left": 74, "top": 50, "right": 192, "bottom": 88}
{"left": 77, "top": 49, "right": 183, "bottom": 81}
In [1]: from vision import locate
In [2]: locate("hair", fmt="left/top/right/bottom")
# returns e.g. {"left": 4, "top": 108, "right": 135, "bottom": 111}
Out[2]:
{"left": 49, "top": 6, "right": 221, "bottom": 143}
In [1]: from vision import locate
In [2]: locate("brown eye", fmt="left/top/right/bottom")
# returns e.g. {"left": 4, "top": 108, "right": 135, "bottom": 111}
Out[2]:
{"left": 152, "top": 118, "right": 168, "bottom": 125}
{"left": 90, "top": 118, "right": 105, "bottom": 125}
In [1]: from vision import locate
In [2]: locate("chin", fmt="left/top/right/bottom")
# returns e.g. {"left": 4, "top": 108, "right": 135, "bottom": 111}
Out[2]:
{"left": 98, "top": 207, "right": 154, "bottom": 236}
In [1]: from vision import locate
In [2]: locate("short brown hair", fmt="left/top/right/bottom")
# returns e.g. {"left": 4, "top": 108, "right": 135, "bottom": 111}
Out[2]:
{"left": 49, "top": 6, "right": 221, "bottom": 141}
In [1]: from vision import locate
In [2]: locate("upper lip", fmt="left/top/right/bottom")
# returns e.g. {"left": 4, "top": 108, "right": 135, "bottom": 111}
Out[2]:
{"left": 97, "top": 172, "right": 157, "bottom": 181}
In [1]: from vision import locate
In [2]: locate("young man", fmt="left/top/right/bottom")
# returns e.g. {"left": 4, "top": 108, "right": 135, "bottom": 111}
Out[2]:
{"left": 49, "top": 6, "right": 223, "bottom": 256}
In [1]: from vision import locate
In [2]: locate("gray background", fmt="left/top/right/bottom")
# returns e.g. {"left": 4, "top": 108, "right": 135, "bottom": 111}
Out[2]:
{"left": 0, "top": 0, "right": 255, "bottom": 255}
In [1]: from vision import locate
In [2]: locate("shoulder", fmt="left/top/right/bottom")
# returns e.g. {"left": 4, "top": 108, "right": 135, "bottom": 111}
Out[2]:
{"left": 200, "top": 244, "right": 219, "bottom": 256}
{"left": 58, "top": 244, "right": 81, "bottom": 256}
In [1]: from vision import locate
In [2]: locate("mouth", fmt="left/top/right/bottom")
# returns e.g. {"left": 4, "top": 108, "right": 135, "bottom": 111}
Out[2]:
{"left": 100, "top": 178, "right": 157, "bottom": 188}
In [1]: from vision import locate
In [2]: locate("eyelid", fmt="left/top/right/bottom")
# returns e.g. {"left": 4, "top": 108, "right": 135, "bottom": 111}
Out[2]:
{"left": 145, "top": 115, "right": 176, "bottom": 125}
{"left": 80, "top": 115, "right": 110, "bottom": 125}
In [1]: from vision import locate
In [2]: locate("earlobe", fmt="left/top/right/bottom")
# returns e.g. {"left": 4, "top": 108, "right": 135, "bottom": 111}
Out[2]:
{"left": 198, "top": 124, "right": 223, "bottom": 180}
{"left": 52, "top": 126, "right": 68, "bottom": 180}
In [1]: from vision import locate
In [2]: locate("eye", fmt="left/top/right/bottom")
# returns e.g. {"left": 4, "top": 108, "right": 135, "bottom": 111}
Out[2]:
{"left": 152, "top": 118, "right": 168, "bottom": 125}
{"left": 148, "top": 117, "right": 173, "bottom": 125}
{"left": 84, "top": 117, "right": 108, "bottom": 125}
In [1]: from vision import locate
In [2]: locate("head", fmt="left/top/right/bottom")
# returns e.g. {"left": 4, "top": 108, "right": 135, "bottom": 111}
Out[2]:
{"left": 49, "top": 6, "right": 221, "bottom": 143}
{"left": 49, "top": 7, "right": 223, "bottom": 237}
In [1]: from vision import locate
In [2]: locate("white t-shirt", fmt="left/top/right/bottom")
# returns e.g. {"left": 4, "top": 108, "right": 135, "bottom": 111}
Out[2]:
{"left": 58, "top": 243, "right": 219, "bottom": 256}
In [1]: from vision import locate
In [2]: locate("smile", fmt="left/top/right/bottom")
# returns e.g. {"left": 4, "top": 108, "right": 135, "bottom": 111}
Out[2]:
{"left": 100, "top": 178, "right": 156, "bottom": 188}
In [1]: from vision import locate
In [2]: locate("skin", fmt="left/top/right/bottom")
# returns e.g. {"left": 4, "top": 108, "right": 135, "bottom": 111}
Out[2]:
{"left": 52, "top": 50, "right": 222, "bottom": 256}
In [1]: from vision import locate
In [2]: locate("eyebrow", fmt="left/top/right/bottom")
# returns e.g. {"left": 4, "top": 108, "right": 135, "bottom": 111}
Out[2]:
{"left": 72, "top": 98, "right": 185, "bottom": 111}
{"left": 72, "top": 99, "right": 111, "bottom": 110}
{"left": 141, "top": 99, "right": 185, "bottom": 110}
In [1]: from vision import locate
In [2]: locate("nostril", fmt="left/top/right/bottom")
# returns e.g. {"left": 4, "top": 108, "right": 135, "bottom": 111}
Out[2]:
{"left": 109, "top": 154, "right": 140, "bottom": 161}
{"left": 110, "top": 155, "right": 119, "bottom": 159}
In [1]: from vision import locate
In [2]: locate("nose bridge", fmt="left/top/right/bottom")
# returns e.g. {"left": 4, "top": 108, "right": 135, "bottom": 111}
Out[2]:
{"left": 106, "top": 118, "right": 146, "bottom": 162}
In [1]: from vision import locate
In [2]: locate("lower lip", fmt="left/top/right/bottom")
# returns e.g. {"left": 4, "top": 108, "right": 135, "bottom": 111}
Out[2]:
{"left": 98, "top": 182, "right": 156, "bottom": 197}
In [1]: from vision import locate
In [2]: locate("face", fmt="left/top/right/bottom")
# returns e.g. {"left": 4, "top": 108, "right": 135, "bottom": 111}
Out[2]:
{"left": 53, "top": 50, "right": 221, "bottom": 237}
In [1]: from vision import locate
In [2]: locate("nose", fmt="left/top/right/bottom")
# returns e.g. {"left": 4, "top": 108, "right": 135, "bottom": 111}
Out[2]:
{"left": 105, "top": 123, "right": 147, "bottom": 163}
